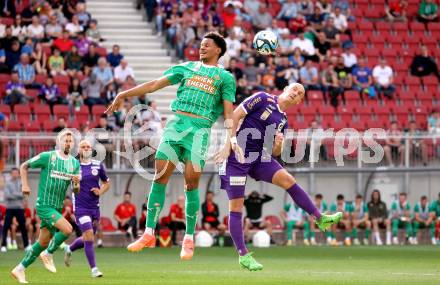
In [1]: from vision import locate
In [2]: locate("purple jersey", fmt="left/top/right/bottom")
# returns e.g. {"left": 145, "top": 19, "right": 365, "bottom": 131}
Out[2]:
{"left": 74, "top": 160, "right": 109, "bottom": 211}
{"left": 239, "top": 92, "right": 288, "bottom": 154}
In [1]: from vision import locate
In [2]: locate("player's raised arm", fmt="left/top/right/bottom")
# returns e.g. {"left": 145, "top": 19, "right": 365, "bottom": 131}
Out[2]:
{"left": 105, "top": 76, "right": 172, "bottom": 114}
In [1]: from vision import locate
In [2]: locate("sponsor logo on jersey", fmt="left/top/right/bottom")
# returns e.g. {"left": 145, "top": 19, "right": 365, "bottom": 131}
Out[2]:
{"left": 92, "top": 168, "right": 99, "bottom": 176}
{"left": 230, "top": 176, "right": 246, "bottom": 186}
{"left": 278, "top": 118, "right": 287, "bottom": 131}
{"left": 260, "top": 109, "right": 272, "bottom": 120}
{"left": 50, "top": 170, "right": 73, "bottom": 181}
{"left": 51, "top": 154, "right": 56, "bottom": 162}
{"left": 186, "top": 75, "right": 216, "bottom": 94}
{"left": 246, "top": 96, "right": 262, "bottom": 110}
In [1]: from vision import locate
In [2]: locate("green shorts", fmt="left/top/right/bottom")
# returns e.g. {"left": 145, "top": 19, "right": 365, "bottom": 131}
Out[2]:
{"left": 36, "top": 205, "right": 63, "bottom": 234}
{"left": 156, "top": 113, "right": 211, "bottom": 169}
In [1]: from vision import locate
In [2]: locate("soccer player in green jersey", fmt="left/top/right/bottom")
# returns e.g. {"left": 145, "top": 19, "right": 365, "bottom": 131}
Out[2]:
{"left": 11, "top": 130, "right": 80, "bottom": 284}
{"left": 281, "top": 203, "right": 310, "bottom": 246}
{"left": 105, "top": 32, "right": 236, "bottom": 260}
{"left": 329, "top": 194, "right": 354, "bottom": 246}
{"left": 412, "top": 195, "right": 435, "bottom": 245}
{"left": 390, "top": 192, "right": 412, "bottom": 245}
{"left": 351, "top": 194, "right": 371, "bottom": 246}
{"left": 308, "top": 194, "right": 328, "bottom": 245}
{"left": 429, "top": 193, "right": 440, "bottom": 244}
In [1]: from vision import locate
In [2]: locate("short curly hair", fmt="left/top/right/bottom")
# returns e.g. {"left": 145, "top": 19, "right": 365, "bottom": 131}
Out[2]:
{"left": 203, "top": 32, "right": 227, "bottom": 59}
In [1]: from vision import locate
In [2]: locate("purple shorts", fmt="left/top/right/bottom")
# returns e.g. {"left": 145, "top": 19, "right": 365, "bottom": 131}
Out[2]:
{"left": 220, "top": 154, "right": 284, "bottom": 200}
{"left": 75, "top": 208, "right": 100, "bottom": 234}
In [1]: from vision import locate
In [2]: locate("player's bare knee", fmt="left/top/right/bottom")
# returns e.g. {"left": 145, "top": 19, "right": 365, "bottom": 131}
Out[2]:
{"left": 83, "top": 230, "right": 94, "bottom": 241}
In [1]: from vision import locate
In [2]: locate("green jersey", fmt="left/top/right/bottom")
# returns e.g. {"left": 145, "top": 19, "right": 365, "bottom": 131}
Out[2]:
{"left": 330, "top": 201, "right": 354, "bottom": 213}
{"left": 429, "top": 200, "right": 440, "bottom": 216}
{"left": 414, "top": 202, "right": 430, "bottom": 220}
{"left": 163, "top": 61, "right": 236, "bottom": 124}
{"left": 27, "top": 150, "right": 80, "bottom": 209}
{"left": 316, "top": 201, "right": 328, "bottom": 213}
{"left": 353, "top": 202, "right": 369, "bottom": 219}
{"left": 390, "top": 200, "right": 411, "bottom": 218}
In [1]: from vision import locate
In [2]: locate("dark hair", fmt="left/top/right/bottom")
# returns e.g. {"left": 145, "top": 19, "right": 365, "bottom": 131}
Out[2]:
{"left": 371, "top": 189, "right": 381, "bottom": 202}
{"left": 421, "top": 195, "right": 427, "bottom": 200}
{"left": 203, "top": 32, "right": 227, "bottom": 58}
{"left": 399, "top": 192, "right": 407, "bottom": 197}
{"left": 206, "top": 191, "right": 214, "bottom": 195}
{"left": 390, "top": 120, "right": 398, "bottom": 125}
{"left": 124, "top": 192, "right": 132, "bottom": 196}
{"left": 355, "top": 194, "right": 363, "bottom": 199}
{"left": 315, "top": 193, "right": 323, "bottom": 199}
{"left": 11, "top": 167, "right": 19, "bottom": 172}
{"left": 337, "top": 194, "right": 344, "bottom": 200}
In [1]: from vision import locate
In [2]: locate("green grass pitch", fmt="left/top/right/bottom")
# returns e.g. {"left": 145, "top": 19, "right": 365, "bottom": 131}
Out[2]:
{"left": 1, "top": 246, "right": 440, "bottom": 284}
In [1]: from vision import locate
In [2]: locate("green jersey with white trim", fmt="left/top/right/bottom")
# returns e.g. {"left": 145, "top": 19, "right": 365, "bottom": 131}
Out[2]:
{"left": 414, "top": 202, "right": 430, "bottom": 220}
{"left": 163, "top": 61, "right": 236, "bottom": 125}
{"left": 330, "top": 201, "right": 354, "bottom": 213}
{"left": 27, "top": 150, "right": 80, "bottom": 209}
{"left": 390, "top": 200, "right": 411, "bottom": 218}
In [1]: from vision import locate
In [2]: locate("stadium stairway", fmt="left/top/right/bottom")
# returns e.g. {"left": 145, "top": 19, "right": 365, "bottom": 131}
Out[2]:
{"left": 87, "top": 0, "right": 177, "bottom": 116}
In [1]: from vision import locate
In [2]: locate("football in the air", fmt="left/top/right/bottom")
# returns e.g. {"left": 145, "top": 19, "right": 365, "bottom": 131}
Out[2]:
{"left": 253, "top": 30, "right": 278, "bottom": 56}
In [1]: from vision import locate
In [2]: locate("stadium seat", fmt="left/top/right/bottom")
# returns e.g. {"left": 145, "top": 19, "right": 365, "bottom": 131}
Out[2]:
{"left": 307, "top": 90, "right": 325, "bottom": 105}
{"left": 422, "top": 76, "right": 438, "bottom": 87}
{"left": 42, "top": 120, "right": 57, "bottom": 132}
{"left": 13, "top": 104, "right": 32, "bottom": 122}
{"left": 24, "top": 122, "right": 41, "bottom": 133}
{"left": 265, "top": 215, "right": 283, "bottom": 230}
{"left": 19, "top": 140, "right": 32, "bottom": 161}
{"left": 53, "top": 75, "right": 70, "bottom": 85}
{"left": 184, "top": 46, "right": 199, "bottom": 61}
{"left": 33, "top": 139, "right": 55, "bottom": 153}
{"left": 317, "top": 105, "right": 336, "bottom": 122}
{"left": 393, "top": 22, "right": 408, "bottom": 33}
{"left": 0, "top": 105, "right": 11, "bottom": 117}
{"left": 338, "top": 105, "right": 355, "bottom": 123}
{"left": 100, "top": 217, "right": 117, "bottom": 232}
{"left": 405, "top": 76, "right": 422, "bottom": 86}
{"left": 96, "top": 47, "right": 107, "bottom": 57}
{"left": 410, "top": 106, "right": 429, "bottom": 123}
{"left": 427, "top": 22, "right": 440, "bottom": 33}
{"left": 53, "top": 105, "right": 70, "bottom": 120}
{"left": 374, "top": 105, "right": 391, "bottom": 121}
{"left": 34, "top": 74, "right": 48, "bottom": 85}
{"left": 6, "top": 121, "right": 22, "bottom": 132}
{"left": 358, "top": 21, "right": 374, "bottom": 31}
{"left": 300, "top": 106, "right": 317, "bottom": 122}
{"left": 410, "top": 22, "right": 426, "bottom": 33}
{"left": 91, "top": 105, "right": 107, "bottom": 120}
{"left": 34, "top": 104, "right": 51, "bottom": 122}
{"left": 73, "top": 105, "right": 90, "bottom": 123}
{"left": 375, "top": 22, "right": 392, "bottom": 32}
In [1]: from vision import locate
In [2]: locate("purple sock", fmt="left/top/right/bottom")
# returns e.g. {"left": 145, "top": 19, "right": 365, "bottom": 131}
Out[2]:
{"left": 287, "top": 184, "right": 321, "bottom": 219}
{"left": 84, "top": 241, "right": 96, "bottom": 269}
{"left": 69, "top": 237, "right": 84, "bottom": 252}
{"left": 229, "top": 211, "right": 248, "bottom": 256}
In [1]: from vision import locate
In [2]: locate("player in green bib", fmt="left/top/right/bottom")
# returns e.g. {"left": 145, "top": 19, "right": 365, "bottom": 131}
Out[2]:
{"left": 11, "top": 130, "right": 80, "bottom": 284}
{"left": 308, "top": 194, "right": 328, "bottom": 245}
{"left": 412, "top": 195, "right": 435, "bottom": 245}
{"left": 329, "top": 194, "right": 354, "bottom": 246}
{"left": 281, "top": 203, "right": 310, "bottom": 246}
{"left": 390, "top": 192, "right": 412, "bottom": 245}
{"left": 106, "top": 32, "right": 236, "bottom": 260}
{"left": 351, "top": 194, "right": 371, "bottom": 245}
{"left": 429, "top": 193, "right": 440, "bottom": 244}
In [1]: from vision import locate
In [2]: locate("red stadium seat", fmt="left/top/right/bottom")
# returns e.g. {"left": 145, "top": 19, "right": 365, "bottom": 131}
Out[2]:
{"left": 300, "top": 106, "right": 317, "bottom": 122}
{"left": 96, "top": 47, "right": 107, "bottom": 57}
{"left": 6, "top": 121, "right": 22, "bottom": 132}
{"left": 307, "top": 90, "right": 325, "bottom": 105}
{"left": 411, "top": 106, "right": 428, "bottom": 123}
{"left": 265, "top": 215, "right": 283, "bottom": 230}
{"left": 374, "top": 105, "right": 391, "bottom": 121}
{"left": 34, "top": 104, "right": 51, "bottom": 122}
{"left": 53, "top": 75, "right": 70, "bottom": 85}
{"left": 422, "top": 76, "right": 438, "bottom": 87}
{"left": 338, "top": 105, "right": 355, "bottom": 123}
{"left": 405, "top": 76, "right": 422, "bottom": 86}
{"left": 33, "top": 139, "right": 55, "bottom": 153}
{"left": 184, "top": 47, "right": 199, "bottom": 61}
{"left": 393, "top": 22, "right": 408, "bottom": 33}
{"left": 24, "top": 122, "right": 40, "bottom": 132}
{"left": 375, "top": 22, "right": 392, "bottom": 32}
{"left": 13, "top": 104, "right": 32, "bottom": 122}
{"left": 0, "top": 105, "right": 11, "bottom": 117}
{"left": 358, "top": 21, "right": 374, "bottom": 31}
{"left": 344, "top": 90, "right": 361, "bottom": 101}
{"left": 42, "top": 120, "right": 57, "bottom": 132}
{"left": 353, "top": 34, "right": 368, "bottom": 45}
{"left": 364, "top": 6, "right": 385, "bottom": 19}
{"left": 317, "top": 105, "right": 336, "bottom": 122}
{"left": 92, "top": 105, "right": 107, "bottom": 120}
{"left": 73, "top": 105, "right": 90, "bottom": 123}
{"left": 410, "top": 22, "right": 426, "bottom": 33}
{"left": 34, "top": 74, "right": 48, "bottom": 85}
{"left": 100, "top": 217, "right": 116, "bottom": 232}
{"left": 53, "top": 105, "right": 70, "bottom": 120}
{"left": 0, "top": 17, "right": 14, "bottom": 25}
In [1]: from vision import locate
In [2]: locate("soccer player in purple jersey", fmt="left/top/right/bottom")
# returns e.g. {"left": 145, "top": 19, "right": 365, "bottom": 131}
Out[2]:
{"left": 216, "top": 83, "right": 342, "bottom": 271}
{"left": 46, "top": 140, "right": 110, "bottom": 278}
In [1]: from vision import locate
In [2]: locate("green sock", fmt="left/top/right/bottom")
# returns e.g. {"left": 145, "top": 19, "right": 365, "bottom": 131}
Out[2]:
{"left": 365, "top": 228, "right": 371, "bottom": 239}
{"left": 352, "top": 228, "right": 358, "bottom": 239}
{"left": 392, "top": 220, "right": 399, "bottom": 237}
{"left": 146, "top": 182, "right": 167, "bottom": 229}
{"left": 310, "top": 230, "right": 316, "bottom": 239}
{"left": 21, "top": 242, "right": 46, "bottom": 268}
{"left": 47, "top": 232, "right": 69, "bottom": 254}
{"left": 405, "top": 222, "right": 412, "bottom": 237}
{"left": 185, "top": 189, "right": 200, "bottom": 235}
{"left": 413, "top": 222, "right": 419, "bottom": 238}
{"left": 430, "top": 223, "right": 435, "bottom": 238}
{"left": 303, "top": 222, "right": 310, "bottom": 239}
{"left": 286, "top": 221, "right": 295, "bottom": 240}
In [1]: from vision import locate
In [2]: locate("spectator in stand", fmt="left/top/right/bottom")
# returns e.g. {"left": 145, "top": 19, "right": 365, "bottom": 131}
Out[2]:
{"left": 235, "top": 77, "right": 252, "bottom": 105}
{"left": 298, "top": 0, "right": 314, "bottom": 17}
{"left": 368, "top": 189, "right": 392, "bottom": 246}
{"left": 48, "top": 48, "right": 67, "bottom": 76}
{"left": 333, "top": 0, "right": 352, "bottom": 19}
{"left": 316, "top": 0, "right": 332, "bottom": 16}
{"left": 406, "top": 120, "right": 428, "bottom": 166}
{"left": 76, "top": 2, "right": 91, "bottom": 27}
{"left": 201, "top": 191, "right": 226, "bottom": 235}
{"left": 341, "top": 42, "right": 357, "bottom": 72}
{"left": 13, "top": 54, "right": 38, "bottom": 89}
{"left": 45, "top": 14, "right": 63, "bottom": 40}
{"left": 352, "top": 56, "right": 375, "bottom": 101}
{"left": 0, "top": 0, "right": 15, "bottom": 17}
{"left": 2, "top": 26, "right": 18, "bottom": 52}
{"left": 385, "top": 0, "right": 408, "bottom": 22}
{"left": 12, "top": 15, "right": 27, "bottom": 42}
{"left": 335, "top": 56, "right": 353, "bottom": 94}
{"left": 169, "top": 195, "right": 186, "bottom": 245}
{"left": 277, "top": 0, "right": 298, "bottom": 22}
{"left": 330, "top": 6, "right": 351, "bottom": 40}
{"left": 373, "top": 58, "right": 395, "bottom": 100}
{"left": 230, "top": 17, "right": 245, "bottom": 41}
{"left": 204, "top": 6, "right": 222, "bottom": 29}
{"left": 4, "top": 71, "right": 27, "bottom": 106}
{"left": 314, "top": 31, "right": 331, "bottom": 61}
{"left": 165, "top": 4, "right": 182, "bottom": 49}
{"left": 38, "top": 1, "right": 54, "bottom": 26}
{"left": 252, "top": 3, "right": 273, "bottom": 30}
{"left": 244, "top": 191, "right": 274, "bottom": 243}
{"left": 321, "top": 64, "right": 344, "bottom": 107}
{"left": 53, "top": 117, "right": 67, "bottom": 132}
{"left": 321, "top": 17, "right": 341, "bottom": 47}
{"left": 27, "top": 16, "right": 44, "bottom": 42}
{"left": 222, "top": 2, "right": 237, "bottom": 29}
{"left": 114, "top": 192, "right": 138, "bottom": 240}
{"left": 428, "top": 110, "right": 440, "bottom": 137}
{"left": 105, "top": 83, "right": 117, "bottom": 104}
{"left": 65, "top": 45, "right": 83, "bottom": 77}
{"left": 300, "top": 60, "right": 320, "bottom": 93}
{"left": 305, "top": 120, "right": 328, "bottom": 161}
{"left": 120, "top": 75, "right": 136, "bottom": 92}
{"left": 65, "top": 14, "right": 83, "bottom": 38}
{"left": 225, "top": 31, "right": 242, "bottom": 60}
{"left": 6, "top": 40, "right": 20, "bottom": 71}
{"left": 21, "top": 2, "right": 38, "bottom": 25}
{"left": 242, "top": 56, "right": 261, "bottom": 90}
{"left": 384, "top": 121, "right": 404, "bottom": 166}
{"left": 93, "top": 57, "right": 114, "bottom": 87}
{"left": 39, "top": 76, "right": 66, "bottom": 111}
{"left": 261, "top": 65, "right": 276, "bottom": 91}
{"left": 290, "top": 14, "right": 308, "bottom": 33}
{"left": 68, "top": 77, "right": 83, "bottom": 112}
{"left": 86, "top": 19, "right": 103, "bottom": 43}
{"left": 75, "top": 31, "right": 92, "bottom": 57}
{"left": 83, "top": 44, "right": 100, "bottom": 71}
{"left": 20, "top": 37, "right": 34, "bottom": 56}
{"left": 268, "top": 19, "right": 287, "bottom": 38}
{"left": 0, "top": 42, "right": 7, "bottom": 73}
{"left": 410, "top": 45, "right": 440, "bottom": 81}
{"left": 144, "top": 0, "right": 157, "bottom": 23}
{"left": 155, "top": 0, "right": 173, "bottom": 36}
{"left": 278, "top": 29, "right": 293, "bottom": 54}
{"left": 292, "top": 32, "right": 319, "bottom": 62}
{"left": 114, "top": 59, "right": 135, "bottom": 86}
{"left": 176, "top": 22, "right": 195, "bottom": 60}
{"left": 275, "top": 56, "right": 298, "bottom": 90}
{"left": 62, "top": 0, "right": 78, "bottom": 21}
{"left": 53, "top": 30, "right": 75, "bottom": 54}
{"left": 226, "top": 57, "right": 243, "bottom": 81}
{"left": 288, "top": 47, "right": 305, "bottom": 69}
{"left": 418, "top": 0, "right": 438, "bottom": 24}
{"left": 107, "top": 45, "right": 123, "bottom": 68}
{"left": 32, "top": 43, "right": 47, "bottom": 75}
{"left": 181, "top": 3, "right": 201, "bottom": 27}
{"left": 82, "top": 73, "right": 105, "bottom": 107}
{"left": 244, "top": 0, "right": 260, "bottom": 18}
{"left": 308, "top": 6, "right": 326, "bottom": 30}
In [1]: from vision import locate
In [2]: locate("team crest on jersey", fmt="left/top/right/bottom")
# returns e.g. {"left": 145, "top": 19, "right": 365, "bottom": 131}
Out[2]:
{"left": 260, "top": 109, "right": 272, "bottom": 120}
{"left": 92, "top": 168, "right": 99, "bottom": 176}
{"left": 51, "top": 154, "right": 56, "bottom": 162}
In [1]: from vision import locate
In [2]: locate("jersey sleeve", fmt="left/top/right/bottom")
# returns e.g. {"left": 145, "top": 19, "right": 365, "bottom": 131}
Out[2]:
{"left": 405, "top": 203, "right": 411, "bottom": 211}
{"left": 99, "top": 163, "right": 110, "bottom": 182}
{"left": 73, "top": 159, "right": 80, "bottom": 175}
{"left": 241, "top": 93, "right": 266, "bottom": 114}
{"left": 163, "top": 63, "right": 186, "bottom": 85}
{"left": 26, "top": 152, "right": 51, "bottom": 169}
{"left": 429, "top": 202, "right": 436, "bottom": 212}
{"left": 220, "top": 72, "right": 236, "bottom": 103}
{"left": 391, "top": 201, "right": 397, "bottom": 211}
{"left": 330, "top": 203, "right": 337, "bottom": 212}
{"left": 414, "top": 204, "right": 420, "bottom": 213}
{"left": 322, "top": 202, "right": 328, "bottom": 212}
{"left": 363, "top": 203, "right": 369, "bottom": 213}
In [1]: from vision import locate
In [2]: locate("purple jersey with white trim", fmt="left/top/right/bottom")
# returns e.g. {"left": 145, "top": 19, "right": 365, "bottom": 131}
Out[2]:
{"left": 238, "top": 92, "right": 288, "bottom": 154}
{"left": 73, "top": 160, "right": 109, "bottom": 211}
